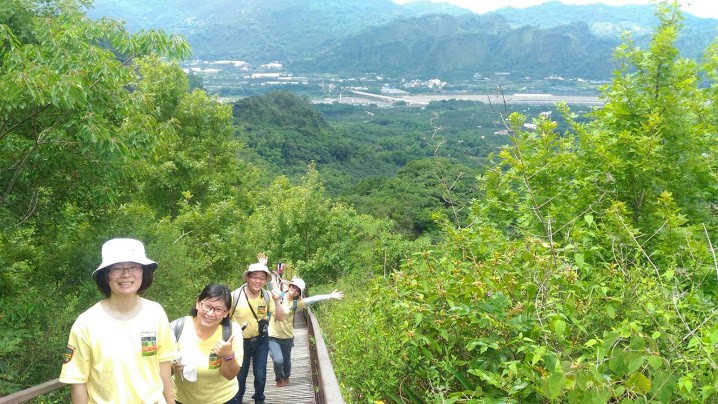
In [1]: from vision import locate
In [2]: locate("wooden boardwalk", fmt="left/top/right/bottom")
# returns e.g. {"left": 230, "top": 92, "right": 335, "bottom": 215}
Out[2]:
{"left": 0, "top": 308, "right": 347, "bottom": 404}
{"left": 242, "top": 310, "right": 315, "bottom": 403}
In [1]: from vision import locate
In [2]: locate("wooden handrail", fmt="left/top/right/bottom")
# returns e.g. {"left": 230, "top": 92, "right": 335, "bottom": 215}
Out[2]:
{"left": 0, "top": 378, "right": 65, "bottom": 404}
{"left": 3, "top": 311, "right": 344, "bottom": 404}
{"left": 306, "top": 307, "right": 344, "bottom": 403}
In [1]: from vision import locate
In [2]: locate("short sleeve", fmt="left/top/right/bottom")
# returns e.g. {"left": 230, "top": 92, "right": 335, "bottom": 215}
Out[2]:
{"left": 155, "top": 305, "right": 176, "bottom": 363}
{"left": 59, "top": 319, "right": 91, "bottom": 384}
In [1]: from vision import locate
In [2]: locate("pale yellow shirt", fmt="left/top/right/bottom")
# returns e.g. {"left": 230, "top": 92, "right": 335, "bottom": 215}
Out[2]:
{"left": 230, "top": 287, "right": 276, "bottom": 338}
{"left": 268, "top": 298, "right": 306, "bottom": 339}
{"left": 59, "top": 298, "right": 176, "bottom": 403}
{"left": 172, "top": 317, "right": 243, "bottom": 403}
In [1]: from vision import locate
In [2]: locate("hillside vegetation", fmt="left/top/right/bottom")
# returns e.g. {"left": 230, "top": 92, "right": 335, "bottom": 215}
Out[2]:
{"left": 2, "top": 0, "right": 718, "bottom": 403}
{"left": 0, "top": 0, "right": 413, "bottom": 397}
{"left": 319, "top": 3, "right": 718, "bottom": 402}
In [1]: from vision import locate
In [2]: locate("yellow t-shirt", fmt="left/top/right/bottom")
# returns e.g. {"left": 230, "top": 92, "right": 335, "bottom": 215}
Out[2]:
{"left": 172, "top": 317, "right": 243, "bottom": 404}
{"left": 59, "top": 298, "right": 176, "bottom": 404}
{"left": 229, "top": 287, "right": 276, "bottom": 338}
{"left": 268, "top": 298, "right": 306, "bottom": 339}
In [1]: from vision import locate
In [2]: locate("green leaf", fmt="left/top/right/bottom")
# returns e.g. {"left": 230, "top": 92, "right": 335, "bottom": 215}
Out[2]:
{"left": 545, "top": 372, "right": 564, "bottom": 399}
{"left": 552, "top": 319, "right": 567, "bottom": 338}
{"left": 625, "top": 372, "right": 651, "bottom": 394}
{"left": 647, "top": 355, "right": 662, "bottom": 370}
{"left": 624, "top": 353, "right": 644, "bottom": 373}
{"left": 532, "top": 346, "right": 547, "bottom": 366}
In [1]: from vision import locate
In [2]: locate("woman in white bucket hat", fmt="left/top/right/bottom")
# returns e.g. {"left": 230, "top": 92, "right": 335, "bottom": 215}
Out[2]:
{"left": 268, "top": 277, "right": 343, "bottom": 387}
{"left": 59, "top": 238, "right": 176, "bottom": 403}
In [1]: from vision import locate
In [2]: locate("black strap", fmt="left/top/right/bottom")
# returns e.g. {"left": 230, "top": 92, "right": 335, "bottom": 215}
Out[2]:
{"left": 244, "top": 286, "right": 260, "bottom": 321}
{"left": 222, "top": 321, "right": 231, "bottom": 341}
{"left": 231, "top": 285, "right": 270, "bottom": 318}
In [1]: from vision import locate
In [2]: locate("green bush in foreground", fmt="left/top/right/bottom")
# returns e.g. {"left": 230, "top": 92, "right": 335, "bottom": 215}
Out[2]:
{"left": 322, "top": 3, "right": 718, "bottom": 402}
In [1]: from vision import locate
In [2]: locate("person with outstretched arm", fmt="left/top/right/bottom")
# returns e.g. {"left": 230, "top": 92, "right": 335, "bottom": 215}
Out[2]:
{"left": 268, "top": 277, "right": 343, "bottom": 387}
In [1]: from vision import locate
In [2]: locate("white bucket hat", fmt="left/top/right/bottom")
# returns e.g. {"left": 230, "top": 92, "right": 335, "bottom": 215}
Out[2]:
{"left": 242, "top": 262, "right": 271, "bottom": 283}
{"left": 289, "top": 277, "right": 306, "bottom": 297}
{"left": 93, "top": 238, "right": 157, "bottom": 278}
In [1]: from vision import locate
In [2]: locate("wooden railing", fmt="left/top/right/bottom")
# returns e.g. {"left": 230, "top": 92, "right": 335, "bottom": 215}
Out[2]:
{"left": 0, "top": 379, "right": 65, "bottom": 404}
{"left": 0, "top": 309, "right": 343, "bottom": 404}
{"left": 306, "top": 307, "right": 344, "bottom": 403}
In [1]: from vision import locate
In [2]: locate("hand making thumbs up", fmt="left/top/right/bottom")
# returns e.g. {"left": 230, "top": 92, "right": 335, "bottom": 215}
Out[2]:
{"left": 214, "top": 334, "right": 235, "bottom": 361}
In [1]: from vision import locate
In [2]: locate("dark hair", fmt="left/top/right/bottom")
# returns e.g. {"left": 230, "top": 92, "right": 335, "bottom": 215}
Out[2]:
{"left": 94, "top": 265, "right": 155, "bottom": 298}
{"left": 190, "top": 284, "right": 232, "bottom": 327}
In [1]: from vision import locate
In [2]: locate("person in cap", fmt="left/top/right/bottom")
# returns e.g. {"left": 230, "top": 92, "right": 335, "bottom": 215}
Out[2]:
{"left": 229, "top": 253, "right": 285, "bottom": 404}
{"left": 170, "top": 284, "right": 243, "bottom": 404}
{"left": 268, "top": 277, "right": 343, "bottom": 387}
{"left": 59, "top": 238, "right": 176, "bottom": 403}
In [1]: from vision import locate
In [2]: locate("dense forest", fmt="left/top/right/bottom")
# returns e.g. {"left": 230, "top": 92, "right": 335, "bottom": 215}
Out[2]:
{"left": 2, "top": 0, "right": 718, "bottom": 403}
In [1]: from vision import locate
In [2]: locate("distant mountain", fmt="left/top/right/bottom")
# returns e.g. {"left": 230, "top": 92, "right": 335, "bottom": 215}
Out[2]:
{"left": 87, "top": 0, "right": 469, "bottom": 61}
{"left": 487, "top": 1, "right": 717, "bottom": 60}
{"left": 87, "top": 0, "right": 718, "bottom": 80}
{"left": 298, "top": 14, "right": 619, "bottom": 80}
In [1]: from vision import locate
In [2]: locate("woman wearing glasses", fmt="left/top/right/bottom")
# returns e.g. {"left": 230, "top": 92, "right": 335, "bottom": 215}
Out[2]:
{"left": 171, "top": 284, "right": 243, "bottom": 404}
{"left": 59, "top": 238, "right": 176, "bottom": 403}
{"left": 269, "top": 277, "right": 343, "bottom": 387}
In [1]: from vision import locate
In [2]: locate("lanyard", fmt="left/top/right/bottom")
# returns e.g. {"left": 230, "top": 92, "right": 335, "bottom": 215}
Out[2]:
{"left": 243, "top": 286, "right": 261, "bottom": 321}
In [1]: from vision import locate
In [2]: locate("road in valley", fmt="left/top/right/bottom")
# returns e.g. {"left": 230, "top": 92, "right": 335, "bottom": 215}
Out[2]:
{"left": 314, "top": 90, "right": 604, "bottom": 107}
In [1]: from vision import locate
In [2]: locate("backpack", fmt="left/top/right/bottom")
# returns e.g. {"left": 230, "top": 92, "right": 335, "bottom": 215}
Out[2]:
{"left": 171, "top": 316, "right": 231, "bottom": 342}
{"left": 230, "top": 285, "right": 271, "bottom": 319}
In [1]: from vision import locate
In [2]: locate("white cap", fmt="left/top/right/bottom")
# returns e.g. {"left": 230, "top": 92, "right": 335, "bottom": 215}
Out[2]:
{"left": 289, "top": 277, "right": 306, "bottom": 297}
{"left": 93, "top": 238, "right": 157, "bottom": 278}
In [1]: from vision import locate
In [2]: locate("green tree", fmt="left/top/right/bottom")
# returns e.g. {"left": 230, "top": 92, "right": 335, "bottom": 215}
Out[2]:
{"left": 140, "top": 88, "right": 256, "bottom": 217}
{"left": 0, "top": 0, "right": 190, "bottom": 231}
{"left": 0, "top": 0, "right": 190, "bottom": 392}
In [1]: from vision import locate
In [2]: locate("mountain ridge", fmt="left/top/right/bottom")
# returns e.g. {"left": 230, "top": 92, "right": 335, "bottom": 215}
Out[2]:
{"left": 87, "top": 0, "right": 718, "bottom": 79}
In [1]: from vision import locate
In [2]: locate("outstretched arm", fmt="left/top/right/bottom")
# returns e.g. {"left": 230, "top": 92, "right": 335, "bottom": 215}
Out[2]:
{"left": 303, "top": 290, "right": 344, "bottom": 306}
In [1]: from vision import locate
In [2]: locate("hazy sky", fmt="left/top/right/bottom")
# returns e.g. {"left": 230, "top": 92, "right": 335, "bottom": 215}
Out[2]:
{"left": 392, "top": 0, "right": 718, "bottom": 19}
